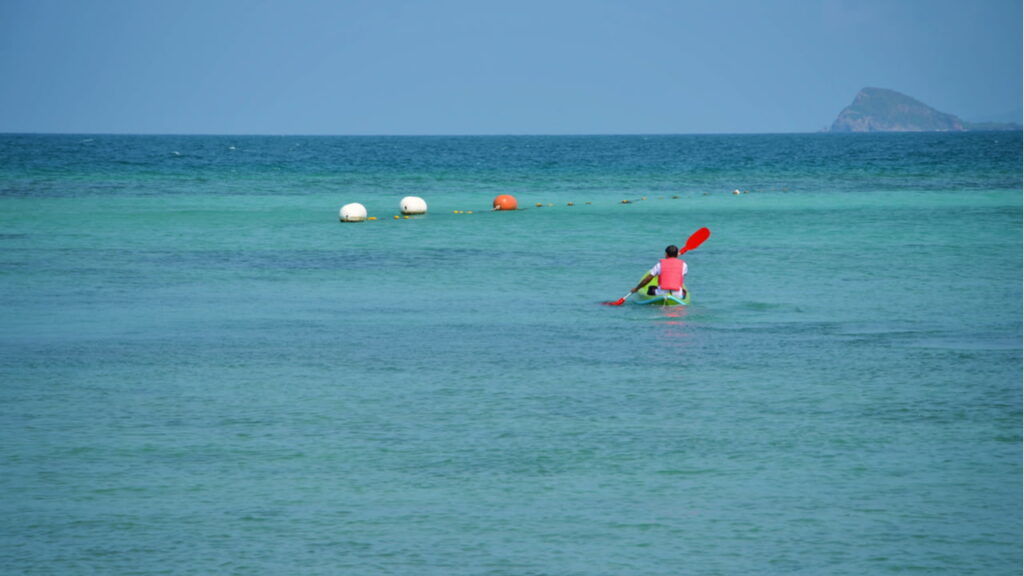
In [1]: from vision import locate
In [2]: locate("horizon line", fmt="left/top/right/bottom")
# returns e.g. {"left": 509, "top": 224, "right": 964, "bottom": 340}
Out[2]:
{"left": 2, "top": 129, "right": 1017, "bottom": 138}
{"left": 0, "top": 129, "right": 813, "bottom": 137}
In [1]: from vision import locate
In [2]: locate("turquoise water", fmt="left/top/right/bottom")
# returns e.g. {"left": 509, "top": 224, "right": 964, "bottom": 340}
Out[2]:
{"left": 1, "top": 133, "right": 1020, "bottom": 574}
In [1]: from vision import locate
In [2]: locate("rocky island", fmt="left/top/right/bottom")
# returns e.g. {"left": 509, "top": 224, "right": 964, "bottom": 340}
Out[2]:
{"left": 829, "top": 87, "right": 1020, "bottom": 132}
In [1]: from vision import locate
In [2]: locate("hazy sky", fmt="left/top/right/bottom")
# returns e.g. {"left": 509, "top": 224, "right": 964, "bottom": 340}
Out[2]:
{"left": 1, "top": 0, "right": 1020, "bottom": 134}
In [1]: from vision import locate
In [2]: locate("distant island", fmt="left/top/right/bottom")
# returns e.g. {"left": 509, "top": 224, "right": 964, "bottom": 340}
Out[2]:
{"left": 829, "top": 87, "right": 1021, "bottom": 132}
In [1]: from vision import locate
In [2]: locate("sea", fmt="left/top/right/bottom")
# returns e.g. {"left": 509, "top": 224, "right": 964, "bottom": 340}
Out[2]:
{"left": 0, "top": 132, "right": 1020, "bottom": 575}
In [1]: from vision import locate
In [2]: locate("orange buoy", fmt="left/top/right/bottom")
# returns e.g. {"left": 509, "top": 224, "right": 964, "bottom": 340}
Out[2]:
{"left": 492, "top": 194, "right": 518, "bottom": 211}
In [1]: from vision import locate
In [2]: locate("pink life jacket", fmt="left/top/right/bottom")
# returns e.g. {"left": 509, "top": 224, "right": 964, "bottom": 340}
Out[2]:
{"left": 658, "top": 258, "right": 684, "bottom": 291}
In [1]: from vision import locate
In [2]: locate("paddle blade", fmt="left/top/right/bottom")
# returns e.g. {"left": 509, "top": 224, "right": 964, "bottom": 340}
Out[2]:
{"left": 681, "top": 227, "right": 710, "bottom": 253}
{"left": 602, "top": 292, "right": 631, "bottom": 306}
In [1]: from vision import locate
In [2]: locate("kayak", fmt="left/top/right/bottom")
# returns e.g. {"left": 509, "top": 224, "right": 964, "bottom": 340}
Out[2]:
{"left": 632, "top": 274, "right": 690, "bottom": 306}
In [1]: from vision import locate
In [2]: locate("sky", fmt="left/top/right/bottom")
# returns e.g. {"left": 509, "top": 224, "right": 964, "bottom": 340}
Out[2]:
{"left": 0, "top": 0, "right": 1020, "bottom": 135}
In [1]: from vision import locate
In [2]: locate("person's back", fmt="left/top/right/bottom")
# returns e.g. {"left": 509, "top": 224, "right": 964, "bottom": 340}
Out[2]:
{"left": 632, "top": 245, "right": 687, "bottom": 298}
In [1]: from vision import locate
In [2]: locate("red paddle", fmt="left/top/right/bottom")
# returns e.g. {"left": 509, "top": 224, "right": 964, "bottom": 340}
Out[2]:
{"left": 602, "top": 291, "right": 634, "bottom": 307}
{"left": 602, "top": 227, "right": 711, "bottom": 306}
{"left": 680, "top": 227, "right": 710, "bottom": 254}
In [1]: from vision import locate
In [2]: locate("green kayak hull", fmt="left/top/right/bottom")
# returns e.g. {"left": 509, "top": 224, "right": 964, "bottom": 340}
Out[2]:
{"left": 632, "top": 275, "right": 690, "bottom": 306}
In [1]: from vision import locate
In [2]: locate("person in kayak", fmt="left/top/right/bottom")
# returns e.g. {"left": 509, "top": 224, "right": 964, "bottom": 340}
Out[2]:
{"left": 630, "top": 244, "right": 687, "bottom": 299}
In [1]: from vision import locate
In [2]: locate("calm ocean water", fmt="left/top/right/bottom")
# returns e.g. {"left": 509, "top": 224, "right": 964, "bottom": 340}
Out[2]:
{"left": 0, "top": 133, "right": 1020, "bottom": 575}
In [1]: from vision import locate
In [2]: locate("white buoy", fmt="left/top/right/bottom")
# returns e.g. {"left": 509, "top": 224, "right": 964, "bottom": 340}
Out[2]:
{"left": 340, "top": 203, "right": 367, "bottom": 222}
{"left": 400, "top": 196, "right": 428, "bottom": 215}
